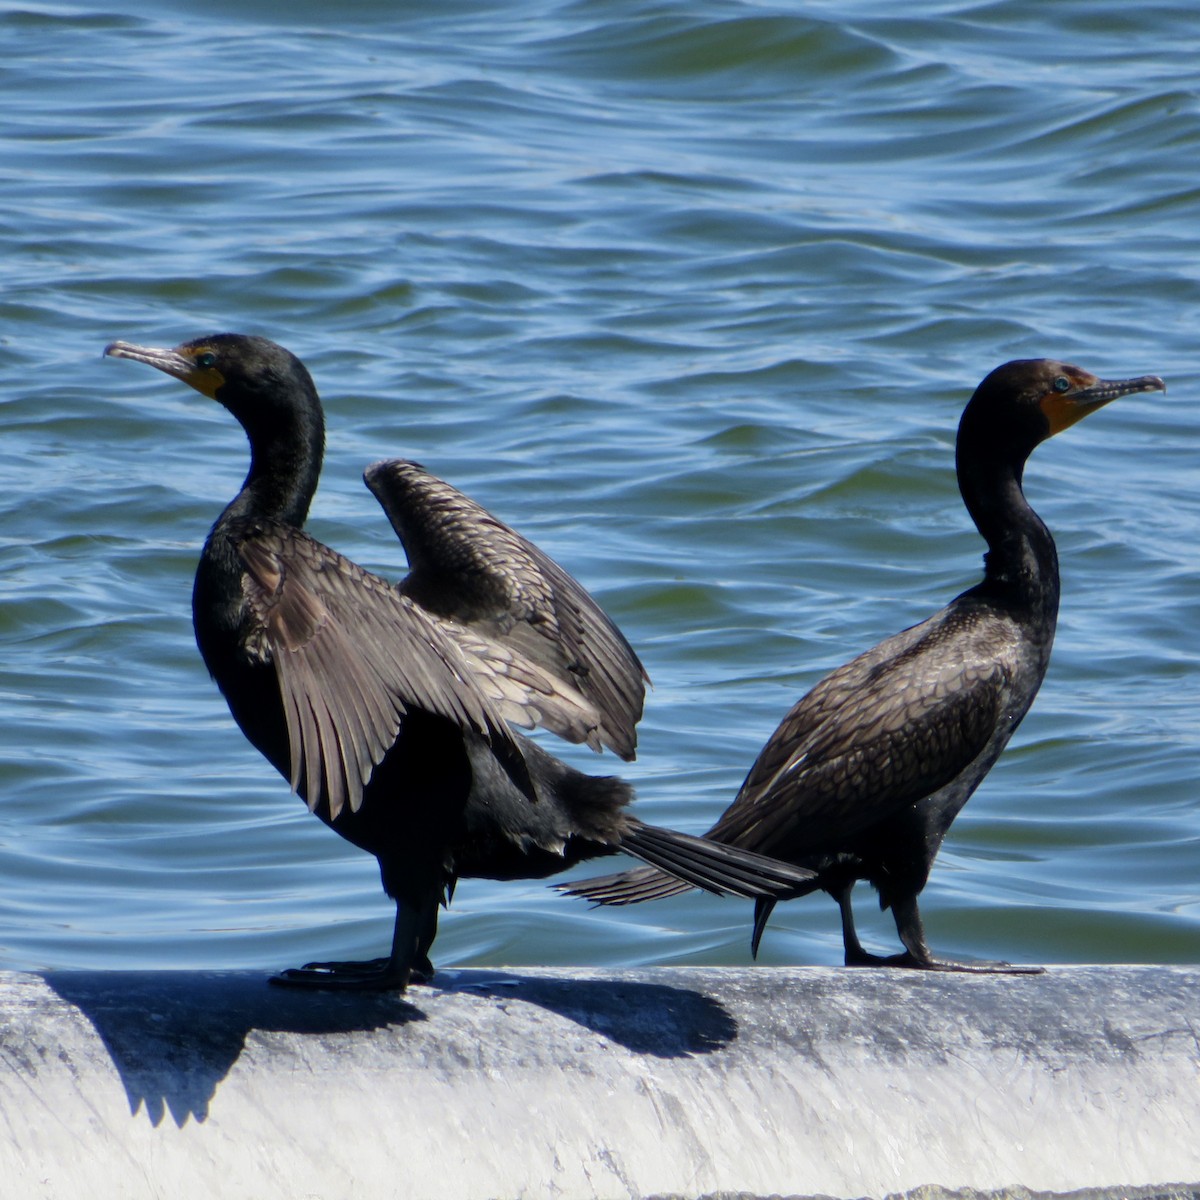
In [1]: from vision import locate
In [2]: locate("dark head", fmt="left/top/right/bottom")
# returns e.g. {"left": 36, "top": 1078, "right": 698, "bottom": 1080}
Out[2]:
{"left": 105, "top": 332, "right": 323, "bottom": 443}
{"left": 957, "top": 359, "right": 1165, "bottom": 479}
{"left": 955, "top": 359, "right": 1164, "bottom": 590}
{"left": 106, "top": 333, "right": 326, "bottom": 526}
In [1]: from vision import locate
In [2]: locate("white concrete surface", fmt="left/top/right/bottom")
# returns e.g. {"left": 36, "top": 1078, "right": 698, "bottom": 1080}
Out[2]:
{"left": 0, "top": 966, "right": 1197, "bottom": 1199}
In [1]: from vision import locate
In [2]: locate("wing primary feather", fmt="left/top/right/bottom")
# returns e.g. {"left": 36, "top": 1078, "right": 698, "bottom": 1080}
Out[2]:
{"left": 299, "top": 692, "right": 323, "bottom": 817}
{"left": 276, "top": 656, "right": 307, "bottom": 804}
{"left": 243, "top": 521, "right": 536, "bottom": 814}
{"left": 310, "top": 659, "right": 352, "bottom": 820}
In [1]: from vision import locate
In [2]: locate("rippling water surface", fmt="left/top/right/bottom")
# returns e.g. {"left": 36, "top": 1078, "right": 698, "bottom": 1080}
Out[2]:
{"left": 2, "top": 0, "right": 1198, "bottom": 975}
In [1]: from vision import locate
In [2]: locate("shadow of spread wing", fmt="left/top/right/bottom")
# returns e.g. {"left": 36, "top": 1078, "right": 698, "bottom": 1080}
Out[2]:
{"left": 363, "top": 459, "right": 648, "bottom": 760}
{"left": 238, "top": 526, "right": 526, "bottom": 821}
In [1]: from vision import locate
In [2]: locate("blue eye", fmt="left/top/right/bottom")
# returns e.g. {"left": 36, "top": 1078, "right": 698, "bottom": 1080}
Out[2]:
{"left": 1053, "top": 375, "right": 1070, "bottom": 392}
{"left": 196, "top": 351, "right": 217, "bottom": 369}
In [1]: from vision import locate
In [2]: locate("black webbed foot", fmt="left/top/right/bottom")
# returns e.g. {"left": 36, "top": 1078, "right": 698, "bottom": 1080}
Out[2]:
{"left": 844, "top": 945, "right": 1043, "bottom": 975}
{"left": 913, "top": 954, "right": 1044, "bottom": 976}
{"left": 292, "top": 956, "right": 390, "bottom": 975}
{"left": 268, "top": 892, "right": 440, "bottom": 992}
{"left": 269, "top": 957, "right": 412, "bottom": 992}
{"left": 873, "top": 894, "right": 1044, "bottom": 975}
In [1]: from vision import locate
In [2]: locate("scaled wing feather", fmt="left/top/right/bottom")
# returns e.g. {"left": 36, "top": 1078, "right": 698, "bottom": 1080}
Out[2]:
{"left": 239, "top": 529, "right": 521, "bottom": 820}
{"left": 364, "top": 459, "right": 648, "bottom": 759}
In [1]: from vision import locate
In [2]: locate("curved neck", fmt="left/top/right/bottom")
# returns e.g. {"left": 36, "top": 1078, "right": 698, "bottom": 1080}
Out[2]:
{"left": 221, "top": 409, "right": 325, "bottom": 530}
{"left": 957, "top": 443, "right": 1059, "bottom": 619}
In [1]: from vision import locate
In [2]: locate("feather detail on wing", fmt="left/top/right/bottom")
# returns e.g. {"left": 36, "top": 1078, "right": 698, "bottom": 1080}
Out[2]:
{"left": 709, "top": 613, "right": 1017, "bottom": 855}
{"left": 238, "top": 526, "right": 527, "bottom": 821}
{"left": 447, "top": 625, "right": 608, "bottom": 751}
{"left": 364, "top": 459, "right": 648, "bottom": 759}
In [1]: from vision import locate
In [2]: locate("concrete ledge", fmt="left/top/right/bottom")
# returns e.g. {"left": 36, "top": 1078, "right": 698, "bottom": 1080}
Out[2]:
{"left": 0, "top": 966, "right": 1197, "bottom": 1199}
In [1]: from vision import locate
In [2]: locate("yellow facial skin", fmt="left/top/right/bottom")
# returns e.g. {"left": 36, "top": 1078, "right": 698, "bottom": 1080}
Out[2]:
{"left": 1038, "top": 366, "right": 1165, "bottom": 436}
{"left": 104, "top": 340, "right": 226, "bottom": 399}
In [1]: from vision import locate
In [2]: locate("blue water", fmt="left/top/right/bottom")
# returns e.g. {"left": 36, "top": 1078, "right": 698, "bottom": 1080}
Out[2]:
{"left": 1, "top": 0, "right": 1198, "bottom": 975}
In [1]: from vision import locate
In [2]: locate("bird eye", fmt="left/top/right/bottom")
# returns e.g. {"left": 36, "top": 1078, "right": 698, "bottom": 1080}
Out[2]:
{"left": 196, "top": 351, "right": 217, "bottom": 369}
{"left": 1053, "top": 375, "right": 1070, "bottom": 392}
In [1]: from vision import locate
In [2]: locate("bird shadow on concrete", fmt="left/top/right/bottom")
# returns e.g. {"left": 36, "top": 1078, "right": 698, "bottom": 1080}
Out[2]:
{"left": 42, "top": 970, "right": 424, "bottom": 1129}
{"left": 423, "top": 967, "right": 738, "bottom": 1059}
{"left": 42, "top": 968, "right": 736, "bottom": 1129}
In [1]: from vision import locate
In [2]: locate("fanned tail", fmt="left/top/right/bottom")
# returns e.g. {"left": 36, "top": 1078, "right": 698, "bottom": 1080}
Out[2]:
{"left": 557, "top": 818, "right": 816, "bottom": 903}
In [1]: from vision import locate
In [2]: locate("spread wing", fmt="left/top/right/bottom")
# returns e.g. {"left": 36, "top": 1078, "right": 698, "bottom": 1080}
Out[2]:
{"left": 238, "top": 525, "right": 528, "bottom": 822}
{"left": 708, "top": 609, "right": 1018, "bottom": 856}
{"left": 363, "top": 459, "right": 648, "bottom": 760}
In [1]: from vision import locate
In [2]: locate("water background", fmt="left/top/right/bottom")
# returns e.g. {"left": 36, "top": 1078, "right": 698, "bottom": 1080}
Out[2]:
{"left": 2, "top": 0, "right": 1198, "bottom": 975}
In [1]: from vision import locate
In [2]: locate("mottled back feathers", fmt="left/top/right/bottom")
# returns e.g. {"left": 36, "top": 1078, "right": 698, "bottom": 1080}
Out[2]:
{"left": 711, "top": 604, "right": 1021, "bottom": 854}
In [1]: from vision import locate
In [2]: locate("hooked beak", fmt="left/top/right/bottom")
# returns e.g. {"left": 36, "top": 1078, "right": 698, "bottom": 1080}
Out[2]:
{"left": 1043, "top": 373, "right": 1165, "bottom": 435}
{"left": 104, "top": 340, "right": 194, "bottom": 379}
{"left": 104, "top": 340, "right": 224, "bottom": 399}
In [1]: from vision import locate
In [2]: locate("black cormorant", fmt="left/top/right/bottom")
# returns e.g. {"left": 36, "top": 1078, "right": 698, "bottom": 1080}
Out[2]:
{"left": 105, "top": 333, "right": 814, "bottom": 991}
{"left": 565, "top": 359, "right": 1164, "bottom": 972}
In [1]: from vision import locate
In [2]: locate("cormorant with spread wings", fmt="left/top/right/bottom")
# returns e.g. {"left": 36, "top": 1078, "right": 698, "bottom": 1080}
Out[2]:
{"left": 106, "top": 333, "right": 813, "bottom": 991}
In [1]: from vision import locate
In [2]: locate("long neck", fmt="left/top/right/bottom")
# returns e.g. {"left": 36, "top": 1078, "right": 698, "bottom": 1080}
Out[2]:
{"left": 220, "top": 405, "right": 325, "bottom": 530}
{"left": 957, "top": 440, "right": 1060, "bottom": 621}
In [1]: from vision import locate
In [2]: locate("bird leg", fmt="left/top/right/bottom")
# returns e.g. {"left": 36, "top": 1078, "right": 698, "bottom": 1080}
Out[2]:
{"left": 409, "top": 899, "right": 440, "bottom": 984}
{"left": 834, "top": 887, "right": 1042, "bottom": 973}
{"left": 889, "top": 894, "right": 1044, "bottom": 975}
{"left": 836, "top": 882, "right": 921, "bottom": 967}
{"left": 269, "top": 896, "right": 432, "bottom": 992}
{"left": 835, "top": 882, "right": 897, "bottom": 966}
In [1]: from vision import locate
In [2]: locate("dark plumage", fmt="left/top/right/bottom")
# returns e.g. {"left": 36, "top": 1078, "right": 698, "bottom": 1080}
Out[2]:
{"left": 364, "top": 458, "right": 647, "bottom": 762}
{"left": 565, "top": 360, "right": 1165, "bottom": 972}
{"left": 106, "top": 332, "right": 814, "bottom": 991}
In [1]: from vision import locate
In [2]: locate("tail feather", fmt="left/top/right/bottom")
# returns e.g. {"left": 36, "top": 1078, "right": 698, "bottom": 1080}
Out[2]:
{"left": 560, "top": 864, "right": 691, "bottom": 906}
{"left": 621, "top": 831, "right": 766, "bottom": 898}
{"left": 623, "top": 822, "right": 814, "bottom": 897}
{"left": 750, "top": 896, "right": 776, "bottom": 959}
{"left": 558, "top": 819, "right": 815, "bottom": 903}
